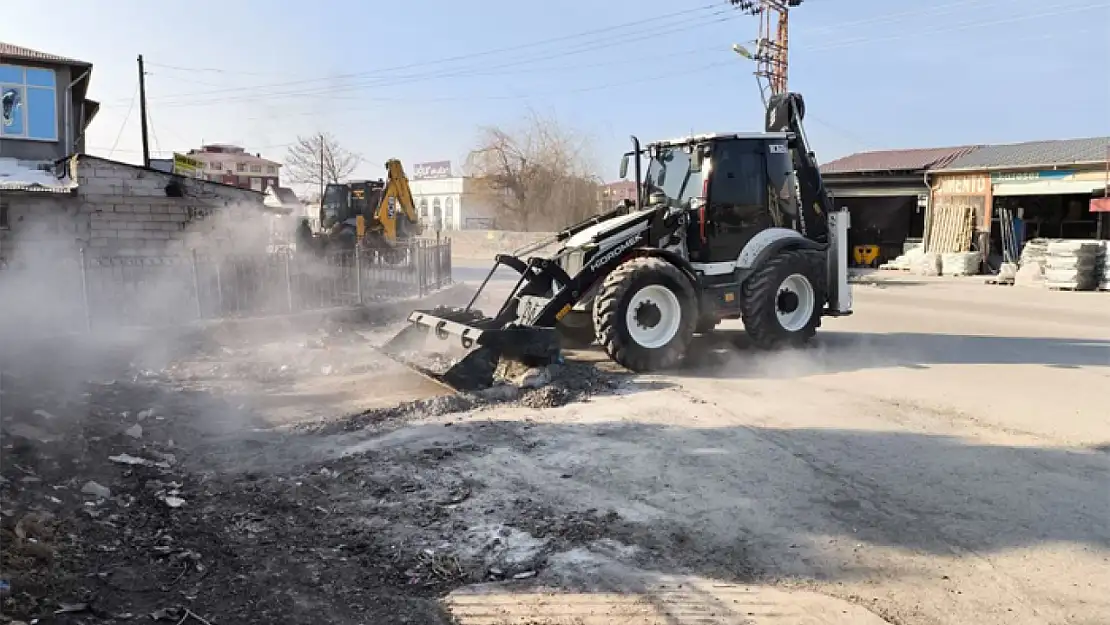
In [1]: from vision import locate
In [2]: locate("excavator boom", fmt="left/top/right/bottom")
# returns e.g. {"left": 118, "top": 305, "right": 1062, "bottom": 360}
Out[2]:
{"left": 372, "top": 159, "right": 422, "bottom": 244}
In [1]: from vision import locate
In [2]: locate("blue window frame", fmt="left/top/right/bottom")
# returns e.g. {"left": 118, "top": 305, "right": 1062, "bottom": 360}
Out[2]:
{"left": 1, "top": 64, "right": 58, "bottom": 141}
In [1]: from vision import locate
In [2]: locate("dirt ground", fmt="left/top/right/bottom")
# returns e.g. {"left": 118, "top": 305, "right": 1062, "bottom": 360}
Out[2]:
{"left": 2, "top": 272, "right": 1108, "bottom": 625}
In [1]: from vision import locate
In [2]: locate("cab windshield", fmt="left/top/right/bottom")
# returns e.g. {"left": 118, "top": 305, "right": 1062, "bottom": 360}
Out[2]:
{"left": 643, "top": 147, "right": 704, "bottom": 209}
{"left": 322, "top": 185, "right": 349, "bottom": 223}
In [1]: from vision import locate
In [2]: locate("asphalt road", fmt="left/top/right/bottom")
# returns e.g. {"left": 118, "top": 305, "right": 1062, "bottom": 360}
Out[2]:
{"left": 428, "top": 271, "right": 1110, "bottom": 624}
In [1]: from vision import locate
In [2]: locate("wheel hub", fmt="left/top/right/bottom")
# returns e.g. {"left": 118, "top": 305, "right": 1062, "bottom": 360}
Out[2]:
{"left": 624, "top": 284, "right": 683, "bottom": 349}
{"left": 775, "top": 273, "right": 816, "bottom": 333}
{"left": 777, "top": 289, "right": 800, "bottom": 314}
{"left": 634, "top": 301, "right": 662, "bottom": 329}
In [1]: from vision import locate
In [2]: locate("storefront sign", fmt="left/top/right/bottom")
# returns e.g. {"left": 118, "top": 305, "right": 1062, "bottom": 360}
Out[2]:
{"left": 172, "top": 153, "right": 204, "bottom": 178}
{"left": 412, "top": 161, "right": 452, "bottom": 180}
{"left": 990, "top": 170, "right": 1074, "bottom": 183}
{"left": 1090, "top": 197, "right": 1110, "bottom": 213}
{"left": 934, "top": 173, "right": 989, "bottom": 196}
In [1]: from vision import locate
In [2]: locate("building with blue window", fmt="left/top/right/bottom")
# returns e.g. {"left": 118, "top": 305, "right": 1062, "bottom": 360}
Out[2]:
{"left": 0, "top": 42, "right": 99, "bottom": 162}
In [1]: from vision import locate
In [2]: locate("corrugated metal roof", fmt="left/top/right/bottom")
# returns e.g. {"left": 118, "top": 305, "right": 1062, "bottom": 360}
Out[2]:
{"left": 937, "top": 136, "right": 1110, "bottom": 171}
{"left": 821, "top": 145, "right": 981, "bottom": 174}
{"left": 0, "top": 42, "right": 90, "bottom": 67}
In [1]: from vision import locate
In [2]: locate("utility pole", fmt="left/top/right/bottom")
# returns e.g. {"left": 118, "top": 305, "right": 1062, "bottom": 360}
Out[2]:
{"left": 137, "top": 54, "right": 150, "bottom": 167}
{"left": 730, "top": 0, "right": 802, "bottom": 101}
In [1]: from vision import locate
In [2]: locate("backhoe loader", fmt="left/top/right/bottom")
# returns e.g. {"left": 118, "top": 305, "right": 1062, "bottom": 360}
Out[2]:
{"left": 316, "top": 159, "right": 423, "bottom": 259}
{"left": 381, "top": 92, "right": 853, "bottom": 391}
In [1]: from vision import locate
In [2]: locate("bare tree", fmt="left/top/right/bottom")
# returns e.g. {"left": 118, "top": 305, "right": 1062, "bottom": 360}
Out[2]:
{"left": 283, "top": 133, "right": 360, "bottom": 193}
{"left": 465, "top": 112, "right": 601, "bottom": 231}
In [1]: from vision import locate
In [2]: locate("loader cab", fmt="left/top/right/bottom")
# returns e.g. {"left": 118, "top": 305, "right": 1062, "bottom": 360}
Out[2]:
{"left": 640, "top": 133, "right": 799, "bottom": 264}
{"left": 321, "top": 180, "right": 385, "bottom": 229}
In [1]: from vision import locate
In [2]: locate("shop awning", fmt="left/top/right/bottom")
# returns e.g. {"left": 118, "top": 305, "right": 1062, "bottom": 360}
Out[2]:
{"left": 993, "top": 179, "right": 1109, "bottom": 196}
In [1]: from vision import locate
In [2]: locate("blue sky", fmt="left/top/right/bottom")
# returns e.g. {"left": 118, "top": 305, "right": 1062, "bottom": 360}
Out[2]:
{"left": 5, "top": 0, "right": 1109, "bottom": 184}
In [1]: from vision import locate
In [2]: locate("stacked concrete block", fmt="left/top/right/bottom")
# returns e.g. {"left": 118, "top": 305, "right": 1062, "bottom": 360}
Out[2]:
{"left": 1099, "top": 241, "right": 1110, "bottom": 291}
{"left": 941, "top": 251, "right": 981, "bottom": 276}
{"left": 1018, "top": 238, "right": 1050, "bottom": 274}
{"left": 1044, "top": 240, "right": 1103, "bottom": 290}
{"left": 913, "top": 251, "right": 942, "bottom": 276}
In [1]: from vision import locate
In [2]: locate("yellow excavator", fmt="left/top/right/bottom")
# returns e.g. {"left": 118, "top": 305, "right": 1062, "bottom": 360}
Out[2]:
{"left": 315, "top": 159, "right": 422, "bottom": 257}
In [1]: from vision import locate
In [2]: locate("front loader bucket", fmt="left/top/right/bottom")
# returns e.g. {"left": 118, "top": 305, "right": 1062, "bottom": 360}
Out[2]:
{"left": 380, "top": 307, "right": 561, "bottom": 392}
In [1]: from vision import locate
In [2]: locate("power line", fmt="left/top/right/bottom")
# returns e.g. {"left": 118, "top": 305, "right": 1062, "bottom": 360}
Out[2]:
{"left": 91, "top": 59, "right": 738, "bottom": 156}
{"left": 107, "top": 82, "right": 139, "bottom": 159}
{"left": 147, "top": 105, "right": 162, "bottom": 156}
{"left": 105, "top": 0, "right": 1098, "bottom": 112}
{"left": 129, "top": 10, "right": 736, "bottom": 109}
{"left": 800, "top": 0, "right": 1109, "bottom": 53}
{"left": 135, "top": 3, "right": 723, "bottom": 99}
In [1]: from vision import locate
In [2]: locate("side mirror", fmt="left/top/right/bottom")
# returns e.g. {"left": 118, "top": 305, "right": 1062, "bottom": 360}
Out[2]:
{"left": 619, "top": 155, "right": 629, "bottom": 179}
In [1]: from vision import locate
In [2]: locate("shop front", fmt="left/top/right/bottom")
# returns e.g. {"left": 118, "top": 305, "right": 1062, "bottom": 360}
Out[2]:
{"left": 988, "top": 169, "right": 1109, "bottom": 253}
{"left": 925, "top": 172, "right": 991, "bottom": 259}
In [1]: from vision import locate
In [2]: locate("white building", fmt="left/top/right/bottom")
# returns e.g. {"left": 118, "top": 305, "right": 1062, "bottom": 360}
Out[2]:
{"left": 407, "top": 160, "right": 498, "bottom": 231}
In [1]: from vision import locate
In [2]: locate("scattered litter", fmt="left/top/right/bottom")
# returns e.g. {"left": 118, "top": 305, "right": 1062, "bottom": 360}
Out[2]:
{"left": 32, "top": 409, "right": 56, "bottom": 420}
{"left": 162, "top": 496, "right": 187, "bottom": 508}
{"left": 54, "top": 603, "right": 89, "bottom": 615}
{"left": 150, "top": 451, "right": 177, "bottom": 465}
{"left": 109, "top": 454, "right": 170, "bottom": 469}
{"left": 124, "top": 424, "right": 143, "bottom": 439}
{"left": 512, "top": 570, "right": 537, "bottom": 580}
{"left": 137, "top": 409, "right": 154, "bottom": 421}
{"left": 7, "top": 423, "right": 58, "bottom": 444}
{"left": 321, "top": 365, "right": 334, "bottom": 376}
{"left": 81, "top": 481, "right": 112, "bottom": 499}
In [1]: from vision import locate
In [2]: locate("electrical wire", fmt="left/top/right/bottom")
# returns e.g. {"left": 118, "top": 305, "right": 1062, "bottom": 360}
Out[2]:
{"left": 143, "top": 2, "right": 722, "bottom": 81}
{"left": 105, "top": 0, "right": 1103, "bottom": 112}
{"left": 801, "top": 0, "right": 1109, "bottom": 53}
{"left": 106, "top": 82, "right": 139, "bottom": 158}
{"left": 133, "top": 10, "right": 737, "bottom": 109}
{"left": 147, "top": 105, "right": 162, "bottom": 156}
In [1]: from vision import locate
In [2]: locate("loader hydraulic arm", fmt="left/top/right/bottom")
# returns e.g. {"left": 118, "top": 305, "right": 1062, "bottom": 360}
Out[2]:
{"left": 765, "top": 92, "right": 833, "bottom": 243}
{"left": 374, "top": 159, "right": 422, "bottom": 243}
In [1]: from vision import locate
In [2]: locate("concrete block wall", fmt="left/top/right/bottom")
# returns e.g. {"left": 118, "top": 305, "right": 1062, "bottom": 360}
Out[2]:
{"left": 0, "top": 194, "right": 84, "bottom": 263}
{"left": 75, "top": 157, "right": 265, "bottom": 257}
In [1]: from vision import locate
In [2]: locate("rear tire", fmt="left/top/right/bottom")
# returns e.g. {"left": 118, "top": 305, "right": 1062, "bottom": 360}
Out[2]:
{"left": 593, "top": 257, "right": 697, "bottom": 372}
{"left": 742, "top": 249, "right": 825, "bottom": 349}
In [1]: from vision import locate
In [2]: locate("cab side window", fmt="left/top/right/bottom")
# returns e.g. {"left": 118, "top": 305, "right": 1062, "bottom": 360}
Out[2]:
{"left": 709, "top": 140, "right": 769, "bottom": 230}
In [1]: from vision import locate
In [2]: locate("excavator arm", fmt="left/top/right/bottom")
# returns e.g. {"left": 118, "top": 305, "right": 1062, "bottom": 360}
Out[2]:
{"left": 372, "top": 159, "right": 422, "bottom": 244}
{"left": 765, "top": 92, "right": 832, "bottom": 243}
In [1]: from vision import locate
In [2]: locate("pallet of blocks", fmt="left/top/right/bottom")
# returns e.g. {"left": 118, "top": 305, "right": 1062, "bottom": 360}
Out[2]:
{"left": 1043, "top": 240, "right": 1103, "bottom": 291}
{"left": 1100, "top": 241, "right": 1110, "bottom": 291}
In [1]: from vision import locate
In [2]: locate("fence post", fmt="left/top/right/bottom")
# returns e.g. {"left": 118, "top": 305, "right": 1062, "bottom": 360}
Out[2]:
{"left": 284, "top": 251, "right": 294, "bottom": 312}
{"left": 445, "top": 238, "right": 453, "bottom": 285}
{"left": 213, "top": 257, "right": 224, "bottom": 318}
{"left": 355, "top": 245, "right": 363, "bottom": 305}
{"left": 79, "top": 248, "right": 92, "bottom": 333}
{"left": 418, "top": 240, "right": 426, "bottom": 297}
{"left": 191, "top": 249, "right": 203, "bottom": 321}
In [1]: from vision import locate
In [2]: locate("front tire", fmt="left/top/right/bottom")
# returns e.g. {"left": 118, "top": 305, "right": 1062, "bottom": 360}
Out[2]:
{"left": 742, "top": 249, "right": 825, "bottom": 349}
{"left": 593, "top": 257, "right": 697, "bottom": 372}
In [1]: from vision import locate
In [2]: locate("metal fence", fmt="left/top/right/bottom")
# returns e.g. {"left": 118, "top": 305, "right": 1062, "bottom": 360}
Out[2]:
{"left": 0, "top": 239, "right": 452, "bottom": 331}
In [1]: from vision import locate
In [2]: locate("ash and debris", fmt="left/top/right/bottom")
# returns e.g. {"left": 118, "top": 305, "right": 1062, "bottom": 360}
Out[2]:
{"left": 305, "top": 360, "right": 626, "bottom": 435}
{"left": 0, "top": 322, "right": 644, "bottom": 625}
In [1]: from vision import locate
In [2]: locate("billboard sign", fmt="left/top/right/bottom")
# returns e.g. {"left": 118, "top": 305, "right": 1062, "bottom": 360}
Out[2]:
{"left": 412, "top": 161, "right": 452, "bottom": 180}
{"left": 172, "top": 153, "right": 204, "bottom": 178}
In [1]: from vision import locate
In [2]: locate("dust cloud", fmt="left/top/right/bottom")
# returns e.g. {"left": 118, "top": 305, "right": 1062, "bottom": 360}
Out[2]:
{"left": 0, "top": 204, "right": 354, "bottom": 428}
